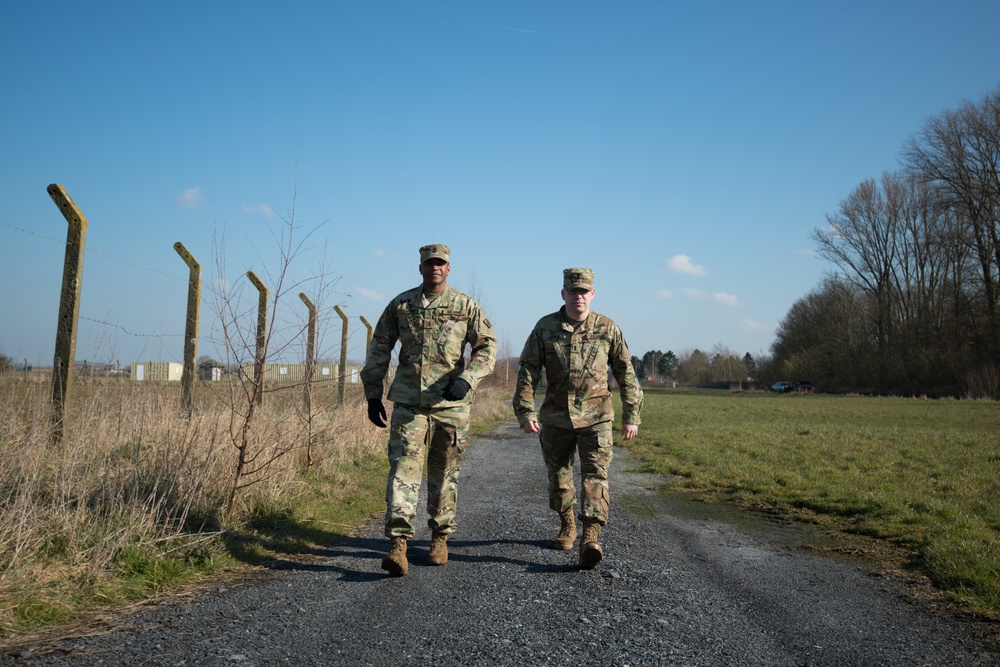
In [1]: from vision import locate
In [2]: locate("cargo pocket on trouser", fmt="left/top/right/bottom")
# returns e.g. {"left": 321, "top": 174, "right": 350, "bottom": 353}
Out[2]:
{"left": 541, "top": 425, "right": 577, "bottom": 512}
{"left": 427, "top": 408, "right": 468, "bottom": 533}
{"left": 582, "top": 478, "right": 610, "bottom": 525}
{"left": 580, "top": 422, "right": 613, "bottom": 524}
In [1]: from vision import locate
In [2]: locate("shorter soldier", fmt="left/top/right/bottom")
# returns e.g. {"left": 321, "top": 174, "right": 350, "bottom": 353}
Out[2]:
{"left": 361, "top": 244, "right": 496, "bottom": 576}
{"left": 513, "top": 268, "right": 643, "bottom": 569}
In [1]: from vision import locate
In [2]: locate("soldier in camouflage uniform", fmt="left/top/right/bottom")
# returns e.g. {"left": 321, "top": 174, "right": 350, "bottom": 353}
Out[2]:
{"left": 513, "top": 268, "right": 643, "bottom": 569}
{"left": 361, "top": 243, "right": 496, "bottom": 576}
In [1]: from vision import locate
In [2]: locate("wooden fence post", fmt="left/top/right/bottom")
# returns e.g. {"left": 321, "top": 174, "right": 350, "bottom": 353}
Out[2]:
{"left": 247, "top": 271, "right": 268, "bottom": 406}
{"left": 333, "top": 305, "right": 349, "bottom": 406}
{"left": 359, "top": 315, "right": 373, "bottom": 365}
{"left": 299, "top": 292, "right": 317, "bottom": 416}
{"left": 174, "top": 242, "right": 201, "bottom": 418}
{"left": 47, "top": 184, "right": 88, "bottom": 446}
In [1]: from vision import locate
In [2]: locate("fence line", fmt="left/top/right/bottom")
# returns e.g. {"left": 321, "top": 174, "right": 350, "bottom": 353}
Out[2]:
{"left": 73, "top": 313, "right": 373, "bottom": 366}
{"left": 6, "top": 184, "right": 389, "bottom": 442}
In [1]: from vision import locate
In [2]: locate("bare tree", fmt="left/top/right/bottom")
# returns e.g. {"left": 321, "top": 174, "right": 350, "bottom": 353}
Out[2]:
{"left": 904, "top": 87, "right": 1000, "bottom": 362}
{"left": 813, "top": 174, "right": 900, "bottom": 384}
{"left": 707, "top": 344, "right": 746, "bottom": 384}
{"left": 676, "top": 349, "right": 710, "bottom": 385}
{"left": 209, "top": 185, "right": 337, "bottom": 523}
{"left": 771, "top": 277, "right": 874, "bottom": 387}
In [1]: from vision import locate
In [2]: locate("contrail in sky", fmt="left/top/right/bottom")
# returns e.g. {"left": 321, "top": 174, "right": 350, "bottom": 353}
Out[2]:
{"left": 487, "top": 24, "right": 537, "bottom": 34}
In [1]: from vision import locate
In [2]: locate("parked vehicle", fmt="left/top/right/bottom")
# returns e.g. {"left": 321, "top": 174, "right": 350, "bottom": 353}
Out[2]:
{"left": 771, "top": 381, "right": 815, "bottom": 393}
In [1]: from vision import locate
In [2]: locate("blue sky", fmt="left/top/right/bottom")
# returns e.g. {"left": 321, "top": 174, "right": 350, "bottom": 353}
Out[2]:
{"left": 3, "top": 1, "right": 999, "bottom": 367}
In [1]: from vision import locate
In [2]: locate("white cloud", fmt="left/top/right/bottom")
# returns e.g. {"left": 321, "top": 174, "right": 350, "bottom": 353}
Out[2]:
{"left": 373, "top": 248, "right": 399, "bottom": 260}
{"left": 175, "top": 186, "right": 204, "bottom": 208}
{"left": 795, "top": 247, "right": 817, "bottom": 257}
{"left": 740, "top": 319, "right": 768, "bottom": 332}
{"left": 242, "top": 204, "right": 276, "bottom": 217}
{"left": 356, "top": 287, "right": 384, "bottom": 301}
{"left": 655, "top": 289, "right": 673, "bottom": 299}
{"left": 712, "top": 292, "right": 741, "bottom": 307}
{"left": 684, "top": 288, "right": 705, "bottom": 299}
{"left": 665, "top": 254, "right": 706, "bottom": 276}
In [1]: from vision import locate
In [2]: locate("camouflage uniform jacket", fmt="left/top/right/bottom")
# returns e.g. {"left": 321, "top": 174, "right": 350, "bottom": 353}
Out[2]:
{"left": 361, "top": 284, "right": 496, "bottom": 408}
{"left": 514, "top": 307, "right": 643, "bottom": 429}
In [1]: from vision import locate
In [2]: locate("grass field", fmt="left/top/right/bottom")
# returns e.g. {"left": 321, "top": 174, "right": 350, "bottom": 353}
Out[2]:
{"left": 621, "top": 388, "right": 1000, "bottom": 619}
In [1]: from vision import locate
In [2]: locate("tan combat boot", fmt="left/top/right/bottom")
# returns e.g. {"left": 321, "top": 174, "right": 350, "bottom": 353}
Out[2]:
{"left": 427, "top": 532, "right": 448, "bottom": 566}
{"left": 579, "top": 520, "right": 603, "bottom": 570}
{"left": 381, "top": 536, "right": 408, "bottom": 576}
{"left": 554, "top": 508, "right": 577, "bottom": 551}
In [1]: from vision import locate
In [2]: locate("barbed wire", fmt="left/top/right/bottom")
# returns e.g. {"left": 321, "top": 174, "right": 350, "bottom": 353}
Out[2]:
{"left": 0, "top": 220, "right": 62, "bottom": 244}
{"left": 1, "top": 220, "right": 186, "bottom": 281}
{"left": 3, "top": 219, "right": 372, "bottom": 317}
{"left": 79, "top": 316, "right": 184, "bottom": 339}
{"left": 5, "top": 219, "right": 377, "bottom": 360}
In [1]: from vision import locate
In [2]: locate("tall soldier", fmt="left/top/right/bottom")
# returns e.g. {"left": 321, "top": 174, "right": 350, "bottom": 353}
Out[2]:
{"left": 361, "top": 244, "right": 496, "bottom": 576}
{"left": 513, "top": 268, "right": 643, "bottom": 569}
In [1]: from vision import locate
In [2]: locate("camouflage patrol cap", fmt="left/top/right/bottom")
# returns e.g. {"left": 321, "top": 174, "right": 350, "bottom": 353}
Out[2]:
{"left": 419, "top": 244, "right": 450, "bottom": 263}
{"left": 563, "top": 268, "right": 595, "bottom": 290}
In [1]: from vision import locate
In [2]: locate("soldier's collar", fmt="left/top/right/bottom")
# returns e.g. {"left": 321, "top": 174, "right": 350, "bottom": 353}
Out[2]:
{"left": 417, "top": 284, "right": 451, "bottom": 306}
{"left": 558, "top": 306, "right": 590, "bottom": 330}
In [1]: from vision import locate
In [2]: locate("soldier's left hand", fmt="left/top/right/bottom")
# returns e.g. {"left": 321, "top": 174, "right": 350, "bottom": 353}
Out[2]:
{"left": 367, "top": 398, "right": 388, "bottom": 428}
{"left": 442, "top": 378, "right": 471, "bottom": 400}
{"left": 620, "top": 424, "right": 638, "bottom": 441}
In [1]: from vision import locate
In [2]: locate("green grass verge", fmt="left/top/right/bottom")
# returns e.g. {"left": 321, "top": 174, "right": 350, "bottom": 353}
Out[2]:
{"left": 4, "top": 454, "right": 388, "bottom": 641}
{"left": 620, "top": 387, "right": 1000, "bottom": 619}
{"left": 221, "top": 454, "right": 388, "bottom": 566}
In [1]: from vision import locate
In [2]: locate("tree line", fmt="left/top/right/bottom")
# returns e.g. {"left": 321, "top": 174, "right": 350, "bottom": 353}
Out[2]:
{"left": 768, "top": 86, "right": 1000, "bottom": 397}
{"left": 632, "top": 347, "right": 758, "bottom": 386}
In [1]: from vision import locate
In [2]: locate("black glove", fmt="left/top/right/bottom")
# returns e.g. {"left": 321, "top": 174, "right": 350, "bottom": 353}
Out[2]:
{"left": 442, "top": 378, "right": 471, "bottom": 401}
{"left": 367, "top": 398, "right": 387, "bottom": 428}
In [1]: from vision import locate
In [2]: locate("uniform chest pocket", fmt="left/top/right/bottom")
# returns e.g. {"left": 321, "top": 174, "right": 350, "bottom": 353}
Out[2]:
{"left": 399, "top": 310, "right": 425, "bottom": 346}
{"left": 434, "top": 312, "right": 469, "bottom": 348}
{"left": 577, "top": 334, "right": 609, "bottom": 377}
{"left": 542, "top": 333, "right": 571, "bottom": 367}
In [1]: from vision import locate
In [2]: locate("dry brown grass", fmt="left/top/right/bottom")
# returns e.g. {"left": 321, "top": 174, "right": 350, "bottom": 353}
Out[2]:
{"left": 0, "top": 374, "right": 387, "bottom": 637}
{"left": 471, "top": 360, "right": 518, "bottom": 425}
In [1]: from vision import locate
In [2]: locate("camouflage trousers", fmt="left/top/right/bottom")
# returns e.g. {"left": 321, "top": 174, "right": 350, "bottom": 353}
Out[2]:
{"left": 384, "top": 402, "right": 471, "bottom": 538}
{"left": 538, "top": 421, "right": 614, "bottom": 525}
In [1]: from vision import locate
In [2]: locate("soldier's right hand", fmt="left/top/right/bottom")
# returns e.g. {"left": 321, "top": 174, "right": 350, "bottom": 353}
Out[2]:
{"left": 367, "top": 398, "right": 387, "bottom": 428}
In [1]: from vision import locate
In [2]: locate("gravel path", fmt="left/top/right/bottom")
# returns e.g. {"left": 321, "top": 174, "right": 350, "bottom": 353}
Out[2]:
{"left": 8, "top": 421, "right": 998, "bottom": 666}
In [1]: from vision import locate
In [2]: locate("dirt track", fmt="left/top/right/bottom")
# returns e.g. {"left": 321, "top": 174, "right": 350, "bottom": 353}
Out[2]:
{"left": 7, "top": 421, "right": 998, "bottom": 666}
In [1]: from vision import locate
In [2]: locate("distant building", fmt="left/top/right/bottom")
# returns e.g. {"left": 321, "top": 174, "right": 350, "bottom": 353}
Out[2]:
{"left": 131, "top": 361, "right": 183, "bottom": 382}
{"left": 199, "top": 363, "right": 224, "bottom": 381}
{"left": 240, "top": 362, "right": 347, "bottom": 384}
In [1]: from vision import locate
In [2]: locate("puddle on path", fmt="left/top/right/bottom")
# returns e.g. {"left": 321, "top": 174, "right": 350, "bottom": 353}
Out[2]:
{"left": 615, "top": 456, "right": 848, "bottom": 559}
